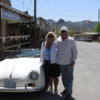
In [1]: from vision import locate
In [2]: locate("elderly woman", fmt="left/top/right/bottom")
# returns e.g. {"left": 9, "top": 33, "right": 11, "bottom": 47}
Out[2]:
{"left": 40, "top": 32, "right": 60, "bottom": 95}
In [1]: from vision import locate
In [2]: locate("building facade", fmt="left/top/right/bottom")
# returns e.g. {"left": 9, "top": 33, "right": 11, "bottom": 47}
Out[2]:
{"left": 0, "top": 1, "right": 51, "bottom": 60}
{"left": 0, "top": 0, "right": 33, "bottom": 60}
{"left": 37, "top": 17, "right": 50, "bottom": 46}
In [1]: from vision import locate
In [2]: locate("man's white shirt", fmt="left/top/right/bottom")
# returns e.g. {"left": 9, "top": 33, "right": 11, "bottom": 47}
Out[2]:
{"left": 57, "top": 36, "right": 78, "bottom": 65}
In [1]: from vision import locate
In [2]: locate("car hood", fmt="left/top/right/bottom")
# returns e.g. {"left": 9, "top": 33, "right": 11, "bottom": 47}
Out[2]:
{"left": 0, "top": 58, "right": 41, "bottom": 79}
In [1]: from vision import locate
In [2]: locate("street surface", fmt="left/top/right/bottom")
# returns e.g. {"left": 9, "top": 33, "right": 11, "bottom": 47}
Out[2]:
{"left": 73, "top": 41, "right": 100, "bottom": 100}
{"left": 0, "top": 41, "right": 100, "bottom": 100}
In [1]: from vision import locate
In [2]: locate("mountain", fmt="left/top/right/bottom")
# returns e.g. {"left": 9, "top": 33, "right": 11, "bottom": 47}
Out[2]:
{"left": 47, "top": 19, "right": 97, "bottom": 34}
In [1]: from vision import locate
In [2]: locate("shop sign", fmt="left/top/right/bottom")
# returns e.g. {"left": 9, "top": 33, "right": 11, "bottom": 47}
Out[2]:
{"left": 1, "top": 8, "right": 20, "bottom": 21}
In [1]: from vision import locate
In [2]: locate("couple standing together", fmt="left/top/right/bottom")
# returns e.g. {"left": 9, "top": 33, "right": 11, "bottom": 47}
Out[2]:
{"left": 40, "top": 26, "right": 78, "bottom": 100}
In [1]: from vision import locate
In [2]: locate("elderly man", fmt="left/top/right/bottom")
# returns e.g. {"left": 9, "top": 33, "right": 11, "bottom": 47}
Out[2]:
{"left": 57, "top": 26, "right": 78, "bottom": 100}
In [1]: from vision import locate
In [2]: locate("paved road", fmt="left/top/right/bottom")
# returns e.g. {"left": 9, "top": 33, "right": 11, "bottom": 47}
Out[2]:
{"left": 0, "top": 41, "right": 100, "bottom": 100}
{"left": 73, "top": 41, "right": 100, "bottom": 100}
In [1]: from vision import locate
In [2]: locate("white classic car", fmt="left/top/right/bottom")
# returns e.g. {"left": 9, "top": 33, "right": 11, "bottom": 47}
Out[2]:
{"left": 0, "top": 49, "right": 45, "bottom": 92}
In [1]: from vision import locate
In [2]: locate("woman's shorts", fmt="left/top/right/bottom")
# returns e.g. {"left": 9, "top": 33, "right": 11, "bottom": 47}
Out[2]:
{"left": 44, "top": 60, "right": 60, "bottom": 78}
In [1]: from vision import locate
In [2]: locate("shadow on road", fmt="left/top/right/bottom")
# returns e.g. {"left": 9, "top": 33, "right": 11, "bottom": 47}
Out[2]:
{"left": 0, "top": 91, "right": 76, "bottom": 100}
{"left": 71, "top": 97, "right": 76, "bottom": 100}
{"left": 0, "top": 91, "right": 62, "bottom": 100}
{"left": 62, "top": 94, "right": 76, "bottom": 100}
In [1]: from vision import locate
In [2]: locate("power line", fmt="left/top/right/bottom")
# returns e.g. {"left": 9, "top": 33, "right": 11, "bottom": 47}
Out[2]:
{"left": 23, "top": 0, "right": 24, "bottom": 12}
{"left": 46, "top": 0, "right": 53, "bottom": 18}
{"left": 12, "top": 4, "right": 23, "bottom": 9}
{"left": 12, "top": 4, "right": 97, "bottom": 19}
{"left": 46, "top": 0, "right": 52, "bottom": 11}
{"left": 26, "top": 0, "right": 32, "bottom": 11}
{"left": 37, "top": 10, "right": 97, "bottom": 19}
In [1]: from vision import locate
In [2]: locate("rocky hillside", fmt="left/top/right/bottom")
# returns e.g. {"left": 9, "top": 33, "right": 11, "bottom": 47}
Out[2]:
{"left": 47, "top": 19, "right": 97, "bottom": 34}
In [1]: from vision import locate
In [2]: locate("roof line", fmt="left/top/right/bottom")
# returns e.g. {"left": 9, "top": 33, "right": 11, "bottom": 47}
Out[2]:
{"left": 0, "top": 2, "right": 32, "bottom": 18}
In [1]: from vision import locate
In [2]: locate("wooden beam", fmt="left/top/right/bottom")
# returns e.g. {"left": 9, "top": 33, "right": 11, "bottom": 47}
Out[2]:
{"left": 0, "top": 42, "right": 31, "bottom": 51}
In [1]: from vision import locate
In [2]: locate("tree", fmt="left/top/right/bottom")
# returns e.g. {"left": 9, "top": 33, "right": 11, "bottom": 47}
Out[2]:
{"left": 57, "top": 30, "right": 61, "bottom": 36}
{"left": 57, "top": 30, "right": 75, "bottom": 37}
{"left": 94, "top": 23, "right": 100, "bottom": 33}
{"left": 68, "top": 30, "right": 75, "bottom": 37}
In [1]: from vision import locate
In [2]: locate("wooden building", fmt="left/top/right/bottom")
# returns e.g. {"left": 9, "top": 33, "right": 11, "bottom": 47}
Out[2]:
{"left": 37, "top": 17, "right": 50, "bottom": 44}
{"left": 0, "top": 1, "right": 51, "bottom": 60}
{"left": 0, "top": 0, "right": 33, "bottom": 60}
{"left": 81, "top": 32, "right": 100, "bottom": 41}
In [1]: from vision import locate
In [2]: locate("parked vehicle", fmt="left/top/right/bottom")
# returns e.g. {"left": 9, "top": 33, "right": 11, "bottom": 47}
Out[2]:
{"left": 74, "top": 36, "right": 80, "bottom": 41}
{"left": 79, "top": 37, "right": 86, "bottom": 41}
{"left": 85, "top": 36, "right": 92, "bottom": 42}
{"left": 0, "top": 49, "right": 45, "bottom": 92}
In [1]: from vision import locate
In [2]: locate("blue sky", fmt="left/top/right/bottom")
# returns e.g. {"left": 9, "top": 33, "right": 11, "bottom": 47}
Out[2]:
{"left": 11, "top": 0, "right": 100, "bottom": 22}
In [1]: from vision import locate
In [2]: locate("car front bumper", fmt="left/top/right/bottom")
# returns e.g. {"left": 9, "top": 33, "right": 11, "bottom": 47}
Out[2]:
{"left": 0, "top": 84, "right": 45, "bottom": 92}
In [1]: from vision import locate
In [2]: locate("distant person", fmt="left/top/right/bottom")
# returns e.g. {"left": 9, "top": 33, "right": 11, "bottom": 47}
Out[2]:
{"left": 57, "top": 26, "right": 78, "bottom": 100}
{"left": 40, "top": 32, "right": 60, "bottom": 95}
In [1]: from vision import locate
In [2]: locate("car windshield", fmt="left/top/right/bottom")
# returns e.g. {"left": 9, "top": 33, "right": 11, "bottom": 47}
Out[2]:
{"left": 6, "top": 49, "right": 40, "bottom": 58}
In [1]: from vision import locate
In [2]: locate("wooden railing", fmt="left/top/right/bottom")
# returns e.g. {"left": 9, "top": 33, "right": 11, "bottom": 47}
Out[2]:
{"left": 0, "top": 42, "right": 31, "bottom": 51}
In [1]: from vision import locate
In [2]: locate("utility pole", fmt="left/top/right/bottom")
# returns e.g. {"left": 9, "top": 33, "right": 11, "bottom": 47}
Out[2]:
{"left": 98, "top": 9, "right": 100, "bottom": 42}
{"left": 57, "top": 22, "right": 58, "bottom": 37}
{"left": 23, "top": 1, "right": 24, "bottom": 12}
{"left": 34, "top": 0, "right": 37, "bottom": 48}
{"left": 98, "top": 9, "right": 100, "bottom": 34}
{"left": 83, "top": 20, "right": 84, "bottom": 33}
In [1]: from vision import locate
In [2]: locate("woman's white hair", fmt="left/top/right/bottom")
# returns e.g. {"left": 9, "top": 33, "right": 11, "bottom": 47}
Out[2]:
{"left": 45, "top": 31, "right": 57, "bottom": 41}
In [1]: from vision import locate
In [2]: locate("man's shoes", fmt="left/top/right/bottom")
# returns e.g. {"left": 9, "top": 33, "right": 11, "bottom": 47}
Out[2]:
{"left": 53, "top": 91, "right": 58, "bottom": 95}
{"left": 60, "top": 89, "right": 67, "bottom": 95}
{"left": 64, "top": 95, "right": 72, "bottom": 100}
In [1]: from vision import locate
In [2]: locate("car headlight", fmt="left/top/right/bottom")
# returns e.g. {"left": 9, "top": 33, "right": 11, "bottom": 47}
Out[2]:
{"left": 30, "top": 71, "right": 39, "bottom": 80}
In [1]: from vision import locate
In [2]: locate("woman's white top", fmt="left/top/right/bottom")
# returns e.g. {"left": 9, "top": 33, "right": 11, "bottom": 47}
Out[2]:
{"left": 40, "top": 41, "right": 58, "bottom": 64}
